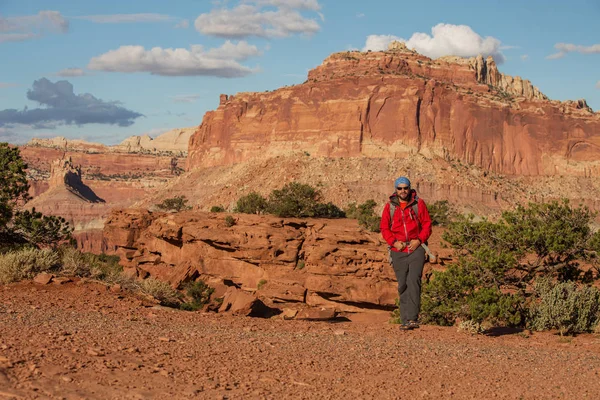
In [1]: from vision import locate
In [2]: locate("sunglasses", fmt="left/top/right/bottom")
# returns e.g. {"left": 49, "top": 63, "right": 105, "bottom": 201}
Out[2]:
{"left": 396, "top": 186, "right": 410, "bottom": 191}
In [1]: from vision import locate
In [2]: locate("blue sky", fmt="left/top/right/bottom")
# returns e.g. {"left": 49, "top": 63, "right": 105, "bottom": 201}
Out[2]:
{"left": 1, "top": 0, "right": 598, "bottom": 145}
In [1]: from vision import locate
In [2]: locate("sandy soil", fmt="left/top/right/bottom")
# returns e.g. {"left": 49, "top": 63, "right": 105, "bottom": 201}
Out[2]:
{"left": 1, "top": 281, "right": 600, "bottom": 399}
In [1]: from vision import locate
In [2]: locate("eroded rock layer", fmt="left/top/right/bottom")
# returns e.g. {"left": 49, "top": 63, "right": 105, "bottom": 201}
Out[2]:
{"left": 103, "top": 209, "right": 433, "bottom": 311}
{"left": 187, "top": 47, "right": 600, "bottom": 177}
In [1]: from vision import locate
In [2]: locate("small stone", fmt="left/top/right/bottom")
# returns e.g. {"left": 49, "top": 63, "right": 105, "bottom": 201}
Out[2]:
{"left": 86, "top": 349, "right": 104, "bottom": 357}
{"left": 110, "top": 284, "right": 122, "bottom": 293}
{"left": 281, "top": 308, "right": 298, "bottom": 320}
{"left": 61, "top": 376, "right": 73, "bottom": 382}
{"left": 33, "top": 273, "right": 54, "bottom": 285}
{"left": 158, "top": 337, "right": 173, "bottom": 342}
{"left": 333, "top": 329, "right": 346, "bottom": 336}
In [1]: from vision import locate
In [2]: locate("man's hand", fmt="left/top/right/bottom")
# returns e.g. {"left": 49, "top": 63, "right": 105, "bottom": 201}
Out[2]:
{"left": 393, "top": 241, "right": 406, "bottom": 251}
{"left": 408, "top": 239, "right": 421, "bottom": 251}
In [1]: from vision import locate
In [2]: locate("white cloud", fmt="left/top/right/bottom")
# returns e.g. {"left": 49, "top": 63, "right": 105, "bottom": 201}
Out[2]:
{"left": 170, "top": 94, "right": 200, "bottom": 103}
{"left": 546, "top": 52, "right": 565, "bottom": 60}
{"left": 0, "top": 82, "right": 18, "bottom": 88}
{"left": 520, "top": 54, "right": 529, "bottom": 61}
{"left": 195, "top": 3, "right": 320, "bottom": 38}
{"left": 596, "top": 81, "right": 600, "bottom": 90}
{"left": 250, "top": 0, "right": 322, "bottom": 10}
{"left": 175, "top": 19, "right": 190, "bottom": 29}
{"left": 74, "top": 13, "right": 174, "bottom": 23}
{"left": 0, "top": 33, "right": 38, "bottom": 43}
{"left": 0, "top": 10, "right": 68, "bottom": 42}
{"left": 204, "top": 40, "right": 263, "bottom": 60}
{"left": 56, "top": 68, "right": 86, "bottom": 77}
{"left": 363, "top": 23, "right": 505, "bottom": 64}
{"left": 88, "top": 41, "right": 261, "bottom": 77}
{"left": 547, "top": 42, "right": 600, "bottom": 59}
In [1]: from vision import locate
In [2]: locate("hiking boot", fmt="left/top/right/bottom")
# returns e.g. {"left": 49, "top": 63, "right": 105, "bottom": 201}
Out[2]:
{"left": 398, "top": 323, "right": 414, "bottom": 331}
{"left": 407, "top": 320, "right": 420, "bottom": 329}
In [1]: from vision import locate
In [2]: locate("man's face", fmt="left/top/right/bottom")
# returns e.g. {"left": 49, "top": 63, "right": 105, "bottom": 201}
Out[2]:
{"left": 396, "top": 185, "right": 410, "bottom": 200}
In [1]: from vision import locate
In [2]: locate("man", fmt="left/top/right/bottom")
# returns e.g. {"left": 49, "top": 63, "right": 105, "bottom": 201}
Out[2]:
{"left": 380, "top": 176, "right": 432, "bottom": 330}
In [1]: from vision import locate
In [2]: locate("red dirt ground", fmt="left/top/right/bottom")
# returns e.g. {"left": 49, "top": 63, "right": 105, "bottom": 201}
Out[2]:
{"left": 1, "top": 280, "right": 600, "bottom": 399}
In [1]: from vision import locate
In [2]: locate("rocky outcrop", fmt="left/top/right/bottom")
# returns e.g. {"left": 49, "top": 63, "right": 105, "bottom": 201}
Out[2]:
{"left": 103, "top": 210, "right": 428, "bottom": 311}
{"left": 48, "top": 157, "right": 104, "bottom": 203}
{"left": 115, "top": 127, "right": 195, "bottom": 155}
{"left": 187, "top": 45, "right": 600, "bottom": 178}
{"left": 26, "top": 126, "right": 195, "bottom": 156}
{"left": 467, "top": 54, "right": 547, "bottom": 100}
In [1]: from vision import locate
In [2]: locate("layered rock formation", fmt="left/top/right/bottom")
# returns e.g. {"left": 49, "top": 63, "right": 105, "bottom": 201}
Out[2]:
{"left": 104, "top": 209, "right": 444, "bottom": 311}
{"left": 116, "top": 128, "right": 195, "bottom": 154}
{"left": 187, "top": 43, "right": 600, "bottom": 178}
{"left": 21, "top": 130, "right": 191, "bottom": 251}
{"left": 27, "top": 126, "right": 195, "bottom": 155}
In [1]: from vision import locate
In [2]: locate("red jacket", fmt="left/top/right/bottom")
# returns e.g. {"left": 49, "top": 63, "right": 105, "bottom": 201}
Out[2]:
{"left": 380, "top": 190, "right": 432, "bottom": 253}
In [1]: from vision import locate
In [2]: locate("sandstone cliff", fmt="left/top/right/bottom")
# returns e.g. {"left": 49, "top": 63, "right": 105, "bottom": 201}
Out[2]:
{"left": 187, "top": 43, "right": 600, "bottom": 178}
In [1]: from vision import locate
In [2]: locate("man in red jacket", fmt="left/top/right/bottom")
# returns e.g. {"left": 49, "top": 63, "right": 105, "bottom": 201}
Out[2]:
{"left": 380, "top": 176, "right": 432, "bottom": 330}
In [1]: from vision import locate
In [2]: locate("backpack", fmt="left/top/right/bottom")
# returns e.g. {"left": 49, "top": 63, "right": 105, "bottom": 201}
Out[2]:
{"left": 387, "top": 201, "right": 421, "bottom": 264}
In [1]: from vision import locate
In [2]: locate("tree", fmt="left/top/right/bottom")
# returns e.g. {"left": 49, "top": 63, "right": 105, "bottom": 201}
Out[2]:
{"left": 0, "top": 143, "right": 72, "bottom": 248}
{"left": 155, "top": 195, "right": 191, "bottom": 212}
{"left": 267, "top": 182, "right": 321, "bottom": 218}
{"left": 234, "top": 192, "right": 268, "bottom": 214}
{"left": 0, "top": 143, "right": 30, "bottom": 229}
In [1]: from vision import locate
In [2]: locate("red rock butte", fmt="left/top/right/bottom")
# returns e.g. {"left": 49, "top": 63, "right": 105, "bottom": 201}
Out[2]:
{"left": 187, "top": 42, "right": 600, "bottom": 178}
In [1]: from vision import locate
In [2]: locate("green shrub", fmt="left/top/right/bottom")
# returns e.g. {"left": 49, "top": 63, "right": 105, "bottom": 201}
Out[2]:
{"left": 155, "top": 195, "right": 191, "bottom": 212}
{"left": 11, "top": 209, "right": 72, "bottom": 247}
{"left": 427, "top": 200, "right": 454, "bottom": 227}
{"left": 180, "top": 280, "right": 214, "bottom": 311}
{"left": 344, "top": 202, "right": 358, "bottom": 219}
{"left": 424, "top": 200, "right": 599, "bottom": 330}
{"left": 0, "top": 247, "right": 60, "bottom": 284}
{"left": 420, "top": 262, "right": 523, "bottom": 327}
{"left": 139, "top": 278, "right": 181, "bottom": 307}
{"left": 257, "top": 279, "right": 267, "bottom": 290}
{"left": 528, "top": 278, "right": 600, "bottom": 335}
{"left": 312, "top": 202, "right": 345, "bottom": 218}
{"left": 210, "top": 205, "right": 225, "bottom": 213}
{"left": 224, "top": 215, "right": 236, "bottom": 227}
{"left": 389, "top": 298, "right": 401, "bottom": 324}
{"left": 346, "top": 199, "right": 381, "bottom": 232}
{"left": 234, "top": 192, "right": 268, "bottom": 214}
{"left": 267, "top": 182, "right": 321, "bottom": 218}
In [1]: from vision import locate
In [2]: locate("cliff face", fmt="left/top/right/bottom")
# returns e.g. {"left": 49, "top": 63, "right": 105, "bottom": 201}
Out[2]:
{"left": 187, "top": 45, "right": 600, "bottom": 177}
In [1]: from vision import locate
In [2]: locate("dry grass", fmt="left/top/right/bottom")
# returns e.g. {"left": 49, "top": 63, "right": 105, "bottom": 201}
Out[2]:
{"left": 0, "top": 248, "right": 60, "bottom": 284}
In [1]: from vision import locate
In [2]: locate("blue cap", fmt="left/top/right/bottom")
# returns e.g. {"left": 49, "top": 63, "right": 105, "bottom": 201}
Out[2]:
{"left": 394, "top": 176, "right": 411, "bottom": 188}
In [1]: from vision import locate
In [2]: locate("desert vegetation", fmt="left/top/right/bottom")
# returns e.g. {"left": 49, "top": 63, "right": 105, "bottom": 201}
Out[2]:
{"left": 235, "top": 182, "right": 344, "bottom": 218}
{"left": 155, "top": 195, "right": 192, "bottom": 212}
{"left": 421, "top": 200, "right": 600, "bottom": 334}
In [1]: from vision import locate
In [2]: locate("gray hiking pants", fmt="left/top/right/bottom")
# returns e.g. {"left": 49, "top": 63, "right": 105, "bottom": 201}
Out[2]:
{"left": 391, "top": 246, "right": 426, "bottom": 324}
